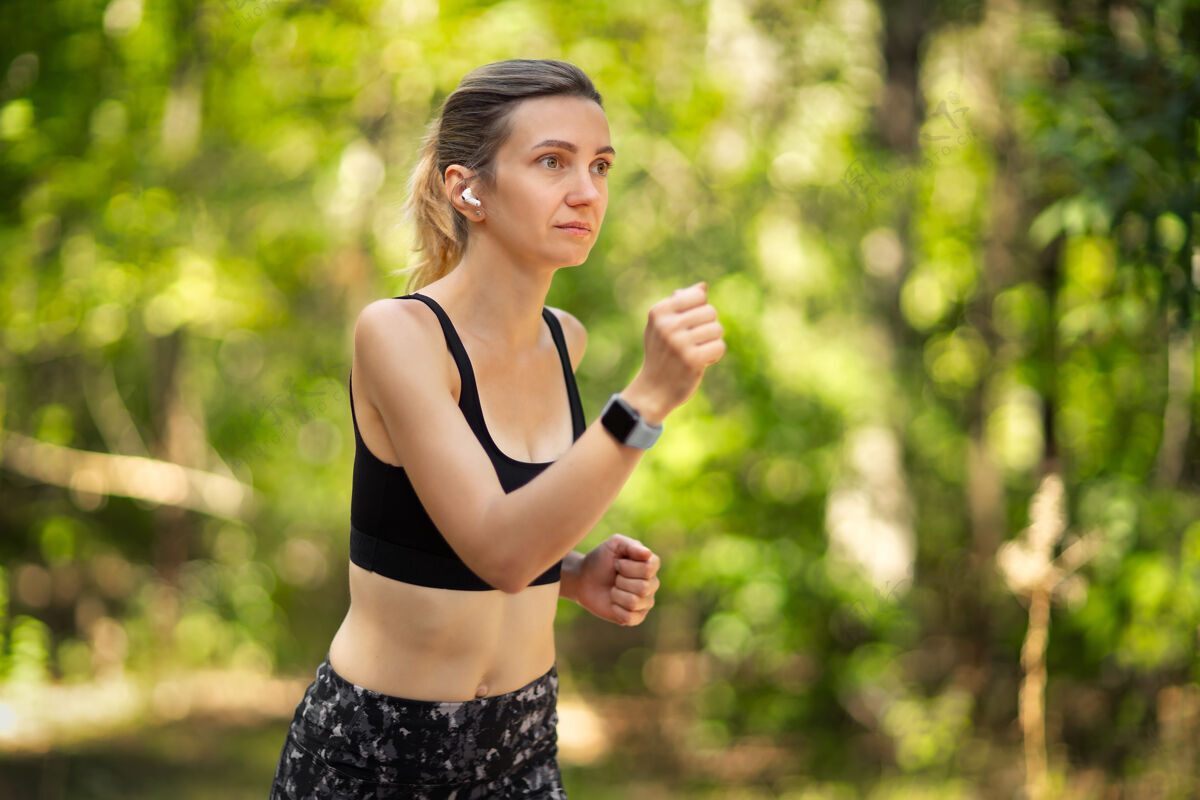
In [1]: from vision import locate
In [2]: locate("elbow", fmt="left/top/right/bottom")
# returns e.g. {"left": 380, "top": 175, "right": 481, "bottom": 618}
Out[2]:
{"left": 477, "top": 570, "right": 528, "bottom": 595}
{"left": 461, "top": 498, "right": 551, "bottom": 593}
{"left": 493, "top": 577, "right": 528, "bottom": 595}
{"left": 465, "top": 500, "right": 538, "bottom": 594}
{"left": 471, "top": 551, "right": 537, "bottom": 594}
{"left": 481, "top": 557, "right": 534, "bottom": 595}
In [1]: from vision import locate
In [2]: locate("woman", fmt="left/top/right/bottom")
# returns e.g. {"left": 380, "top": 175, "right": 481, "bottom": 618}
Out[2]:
{"left": 270, "top": 59, "right": 725, "bottom": 799}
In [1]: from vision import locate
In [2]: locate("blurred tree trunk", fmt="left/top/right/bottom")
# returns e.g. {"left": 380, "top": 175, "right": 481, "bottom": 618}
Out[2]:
{"left": 876, "top": 0, "right": 928, "bottom": 156}
{"left": 960, "top": 120, "right": 1022, "bottom": 696}
{"left": 1036, "top": 234, "right": 1063, "bottom": 472}
{"left": 150, "top": 0, "right": 203, "bottom": 598}
{"left": 150, "top": 328, "right": 191, "bottom": 591}
{"left": 874, "top": 0, "right": 1033, "bottom": 706}
{"left": 945, "top": 0, "right": 1027, "bottom": 708}
{"left": 872, "top": 0, "right": 928, "bottom": 355}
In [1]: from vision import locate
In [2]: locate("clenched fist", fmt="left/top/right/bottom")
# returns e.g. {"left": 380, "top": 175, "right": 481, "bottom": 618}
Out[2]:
{"left": 621, "top": 281, "right": 726, "bottom": 425}
{"left": 566, "top": 534, "right": 661, "bottom": 627}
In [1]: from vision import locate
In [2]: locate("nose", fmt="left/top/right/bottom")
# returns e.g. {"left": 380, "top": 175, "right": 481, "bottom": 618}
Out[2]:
{"left": 565, "top": 165, "right": 603, "bottom": 206}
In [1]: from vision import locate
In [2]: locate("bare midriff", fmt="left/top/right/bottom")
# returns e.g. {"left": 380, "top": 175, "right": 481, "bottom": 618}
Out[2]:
{"left": 327, "top": 563, "right": 560, "bottom": 702}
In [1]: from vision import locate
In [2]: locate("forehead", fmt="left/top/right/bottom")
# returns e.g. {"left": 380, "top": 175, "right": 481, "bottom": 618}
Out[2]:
{"left": 500, "top": 95, "right": 611, "bottom": 153}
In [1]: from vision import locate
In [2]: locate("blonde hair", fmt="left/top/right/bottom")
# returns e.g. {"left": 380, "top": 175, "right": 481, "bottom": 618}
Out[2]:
{"left": 403, "top": 59, "right": 603, "bottom": 291}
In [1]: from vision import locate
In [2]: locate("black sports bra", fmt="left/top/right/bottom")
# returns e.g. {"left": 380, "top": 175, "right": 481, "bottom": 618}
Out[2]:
{"left": 348, "top": 293, "right": 585, "bottom": 590}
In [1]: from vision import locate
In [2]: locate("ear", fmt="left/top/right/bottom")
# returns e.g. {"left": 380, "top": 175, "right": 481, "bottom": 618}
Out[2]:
{"left": 444, "top": 164, "right": 480, "bottom": 217}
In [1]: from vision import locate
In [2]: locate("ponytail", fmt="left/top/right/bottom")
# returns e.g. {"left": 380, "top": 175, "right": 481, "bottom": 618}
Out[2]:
{"left": 404, "top": 123, "right": 461, "bottom": 292}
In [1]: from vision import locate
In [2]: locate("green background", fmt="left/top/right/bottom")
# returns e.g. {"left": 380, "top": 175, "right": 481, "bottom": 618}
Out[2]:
{"left": 1, "top": 0, "right": 1198, "bottom": 796}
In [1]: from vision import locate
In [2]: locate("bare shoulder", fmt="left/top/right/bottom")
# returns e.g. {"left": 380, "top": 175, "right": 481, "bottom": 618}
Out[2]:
{"left": 356, "top": 297, "right": 437, "bottom": 338}
{"left": 546, "top": 306, "right": 587, "bottom": 372}
{"left": 353, "top": 298, "right": 450, "bottom": 389}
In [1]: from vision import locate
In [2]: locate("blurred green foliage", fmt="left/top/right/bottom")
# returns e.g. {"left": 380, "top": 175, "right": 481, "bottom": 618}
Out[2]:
{"left": 1, "top": 0, "right": 1198, "bottom": 796}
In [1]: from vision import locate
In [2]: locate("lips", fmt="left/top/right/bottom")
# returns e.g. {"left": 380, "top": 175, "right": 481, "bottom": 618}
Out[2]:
{"left": 555, "top": 222, "right": 592, "bottom": 232}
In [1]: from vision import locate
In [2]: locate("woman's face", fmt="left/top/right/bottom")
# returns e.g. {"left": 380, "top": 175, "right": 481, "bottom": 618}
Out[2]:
{"left": 480, "top": 94, "right": 613, "bottom": 269}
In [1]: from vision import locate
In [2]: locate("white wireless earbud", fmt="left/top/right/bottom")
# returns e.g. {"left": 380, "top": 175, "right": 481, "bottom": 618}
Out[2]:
{"left": 461, "top": 187, "right": 482, "bottom": 208}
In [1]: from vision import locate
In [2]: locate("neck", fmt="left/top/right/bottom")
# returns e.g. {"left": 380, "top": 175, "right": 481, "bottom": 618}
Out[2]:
{"left": 431, "top": 238, "right": 558, "bottom": 353}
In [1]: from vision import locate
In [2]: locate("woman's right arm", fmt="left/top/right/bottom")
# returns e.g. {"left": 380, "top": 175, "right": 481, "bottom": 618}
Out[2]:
{"left": 355, "top": 282, "right": 724, "bottom": 593}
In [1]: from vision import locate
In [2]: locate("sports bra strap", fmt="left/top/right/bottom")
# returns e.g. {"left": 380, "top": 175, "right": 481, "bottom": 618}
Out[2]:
{"left": 541, "top": 309, "right": 586, "bottom": 439}
{"left": 397, "top": 293, "right": 585, "bottom": 442}
{"left": 397, "top": 293, "right": 490, "bottom": 445}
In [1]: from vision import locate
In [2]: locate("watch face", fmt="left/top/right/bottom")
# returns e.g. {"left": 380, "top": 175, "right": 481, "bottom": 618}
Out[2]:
{"left": 603, "top": 397, "right": 638, "bottom": 441}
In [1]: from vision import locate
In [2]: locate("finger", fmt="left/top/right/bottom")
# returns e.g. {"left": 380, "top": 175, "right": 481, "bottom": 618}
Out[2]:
{"left": 694, "top": 338, "right": 727, "bottom": 365}
{"left": 614, "top": 574, "right": 659, "bottom": 597}
{"left": 663, "top": 283, "right": 708, "bottom": 313}
{"left": 674, "top": 303, "right": 718, "bottom": 330}
{"left": 608, "top": 603, "right": 637, "bottom": 626}
{"left": 618, "top": 610, "right": 647, "bottom": 627}
{"left": 610, "top": 586, "right": 654, "bottom": 612}
{"left": 613, "top": 575, "right": 650, "bottom": 596}
{"left": 610, "top": 535, "right": 653, "bottom": 561}
{"left": 614, "top": 560, "right": 652, "bottom": 581}
{"left": 686, "top": 320, "right": 724, "bottom": 345}
{"left": 616, "top": 554, "right": 660, "bottom": 579}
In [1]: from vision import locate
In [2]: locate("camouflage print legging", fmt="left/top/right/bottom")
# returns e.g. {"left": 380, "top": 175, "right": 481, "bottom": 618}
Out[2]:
{"left": 270, "top": 655, "right": 567, "bottom": 799}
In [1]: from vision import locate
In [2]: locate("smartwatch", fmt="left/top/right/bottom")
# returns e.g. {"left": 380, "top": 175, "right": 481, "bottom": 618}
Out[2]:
{"left": 600, "top": 393, "right": 663, "bottom": 449}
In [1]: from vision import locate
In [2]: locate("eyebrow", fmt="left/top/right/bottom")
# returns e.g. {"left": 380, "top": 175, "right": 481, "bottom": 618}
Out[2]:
{"left": 529, "top": 139, "right": 616, "bottom": 157}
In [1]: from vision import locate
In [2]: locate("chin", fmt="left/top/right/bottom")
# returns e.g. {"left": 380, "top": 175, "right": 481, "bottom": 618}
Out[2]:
{"left": 546, "top": 248, "right": 592, "bottom": 269}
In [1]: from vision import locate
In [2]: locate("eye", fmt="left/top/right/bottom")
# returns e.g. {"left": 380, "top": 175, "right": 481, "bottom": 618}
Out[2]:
{"left": 540, "top": 155, "right": 561, "bottom": 169}
{"left": 593, "top": 160, "right": 614, "bottom": 176}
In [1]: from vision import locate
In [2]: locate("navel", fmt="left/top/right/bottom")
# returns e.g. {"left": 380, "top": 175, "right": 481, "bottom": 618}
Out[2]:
{"left": 475, "top": 683, "right": 488, "bottom": 698}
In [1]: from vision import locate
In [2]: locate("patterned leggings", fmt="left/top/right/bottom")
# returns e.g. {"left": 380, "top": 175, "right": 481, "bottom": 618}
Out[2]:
{"left": 270, "top": 655, "right": 567, "bottom": 799}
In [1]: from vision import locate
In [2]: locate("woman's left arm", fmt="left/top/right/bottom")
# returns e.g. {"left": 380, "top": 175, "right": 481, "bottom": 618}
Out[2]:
{"left": 554, "top": 309, "right": 661, "bottom": 623}
{"left": 560, "top": 535, "right": 661, "bottom": 626}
